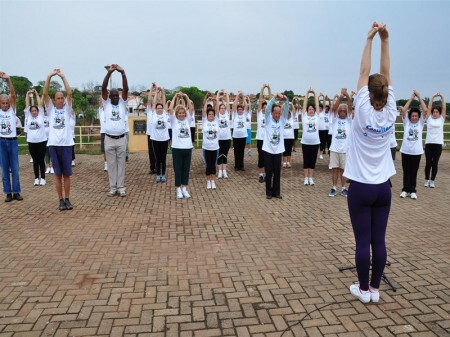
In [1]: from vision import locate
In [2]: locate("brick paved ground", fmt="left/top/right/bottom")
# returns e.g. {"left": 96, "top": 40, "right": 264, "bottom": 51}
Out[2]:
{"left": 0, "top": 148, "right": 449, "bottom": 337}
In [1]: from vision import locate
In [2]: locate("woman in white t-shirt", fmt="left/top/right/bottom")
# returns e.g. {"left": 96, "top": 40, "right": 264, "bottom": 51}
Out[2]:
{"left": 399, "top": 90, "right": 428, "bottom": 200}
{"left": 318, "top": 94, "right": 332, "bottom": 159}
{"left": 202, "top": 98, "right": 220, "bottom": 190}
{"left": 168, "top": 92, "right": 194, "bottom": 199}
{"left": 424, "top": 93, "right": 446, "bottom": 188}
{"left": 282, "top": 103, "right": 295, "bottom": 168}
{"left": 300, "top": 87, "right": 320, "bottom": 185}
{"left": 216, "top": 90, "right": 231, "bottom": 179}
{"left": 232, "top": 91, "right": 249, "bottom": 171}
{"left": 256, "top": 84, "right": 272, "bottom": 182}
{"left": 292, "top": 97, "right": 301, "bottom": 152}
{"left": 25, "top": 89, "right": 48, "bottom": 186}
{"left": 344, "top": 23, "right": 396, "bottom": 304}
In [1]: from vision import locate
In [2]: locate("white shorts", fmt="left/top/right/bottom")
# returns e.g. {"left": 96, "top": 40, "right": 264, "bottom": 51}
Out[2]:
{"left": 329, "top": 151, "right": 346, "bottom": 169}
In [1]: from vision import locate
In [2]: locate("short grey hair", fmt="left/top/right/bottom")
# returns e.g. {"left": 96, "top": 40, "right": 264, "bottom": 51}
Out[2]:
{"left": 0, "top": 94, "right": 9, "bottom": 101}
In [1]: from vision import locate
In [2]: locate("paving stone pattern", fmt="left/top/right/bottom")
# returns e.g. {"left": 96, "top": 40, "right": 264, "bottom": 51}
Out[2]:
{"left": 0, "top": 149, "right": 449, "bottom": 337}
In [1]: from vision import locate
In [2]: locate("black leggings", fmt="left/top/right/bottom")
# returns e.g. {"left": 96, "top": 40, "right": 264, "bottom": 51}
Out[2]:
{"left": 152, "top": 140, "right": 169, "bottom": 175}
{"left": 302, "top": 144, "right": 319, "bottom": 169}
{"left": 257, "top": 139, "right": 264, "bottom": 168}
{"left": 28, "top": 141, "right": 47, "bottom": 179}
{"left": 218, "top": 139, "right": 231, "bottom": 165}
{"left": 204, "top": 149, "right": 218, "bottom": 175}
{"left": 147, "top": 136, "right": 156, "bottom": 170}
{"left": 401, "top": 153, "right": 421, "bottom": 193}
{"left": 264, "top": 151, "right": 282, "bottom": 197}
{"left": 233, "top": 137, "right": 246, "bottom": 169}
{"left": 283, "top": 139, "right": 294, "bottom": 157}
{"left": 424, "top": 143, "right": 442, "bottom": 181}
{"left": 319, "top": 130, "right": 332, "bottom": 152}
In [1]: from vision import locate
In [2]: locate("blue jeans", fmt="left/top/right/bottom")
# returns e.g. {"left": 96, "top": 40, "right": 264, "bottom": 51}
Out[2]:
{"left": 0, "top": 138, "right": 21, "bottom": 194}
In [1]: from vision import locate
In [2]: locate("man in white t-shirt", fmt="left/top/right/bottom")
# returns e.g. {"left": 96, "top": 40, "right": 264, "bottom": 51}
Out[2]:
{"left": 0, "top": 72, "right": 23, "bottom": 202}
{"left": 101, "top": 64, "right": 129, "bottom": 197}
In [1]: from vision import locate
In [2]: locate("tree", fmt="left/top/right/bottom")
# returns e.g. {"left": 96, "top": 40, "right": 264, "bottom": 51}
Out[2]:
{"left": 10, "top": 76, "right": 32, "bottom": 96}
{"left": 179, "top": 86, "right": 206, "bottom": 110}
{"left": 282, "top": 90, "right": 295, "bottom": 101}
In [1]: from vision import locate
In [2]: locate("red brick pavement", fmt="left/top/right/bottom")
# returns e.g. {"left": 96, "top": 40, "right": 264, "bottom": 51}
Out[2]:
{"left": 0, "top": 148, "right": 449, "bottom": 336}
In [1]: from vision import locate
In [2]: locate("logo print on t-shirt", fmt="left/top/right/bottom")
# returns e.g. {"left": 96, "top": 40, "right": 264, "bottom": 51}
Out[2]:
{"left": 270, "top": 124, "right": 281, "bottom": 145}
{"left": 178, "top": 121, "right": 190, "bottom": 138}
{"left": 284, "top": 121, "right": 292, "bottom": 129}
{"left": 156, "top": 118, "right": 166, "bottom": 130}
{"left": 0, "top": 120, "right": 12, "bottom": 135}
{"left": 407, "top": 127, "right": 419, "bottom": 141}
{"left": 219, "top": 118, "right": 228, "bottom": 128}
{"left": 53, "top": 110, "right": 66, "bottom": 129}
{"left": 206, "top": 127, "right": 217, "bottom": 140}
{"left": 110, "top": 106, "right": 121, "bottom": 121}
{"left": 29, "top": 118, "right": 40, "bottom": 130}
{"left": 307, "top": 121, "right": 316, "bottom": 133}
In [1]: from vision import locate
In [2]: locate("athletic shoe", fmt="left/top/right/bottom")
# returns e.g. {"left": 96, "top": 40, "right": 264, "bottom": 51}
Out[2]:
{"left": 349, "top": 284, "right": 370, "bottom": 303}
{"left": 39, "top": 178, "right": 46, "bottom": 186}
{"left": 424, "top": 180, "right": 429, "bottom": 187}
{"left": 50, "top": 167, "right": 54, "bottom": 174}
{"left": 258, "top": 175, "right": 265, "bottom": 183}
{"left": 182, "top": 188, "right": 191, "bottom": 199}
{"left": 304, "top": 178, "right": 309, "bottom": 186}
{"left": 207, "top": 180, "right": 212, "bottom": 189}
{"left": 410, "top": 192, "right": 417, "bottom": 199}
{"left": 328, "top": 188, "right": 337, "bottom": 197}
{"left": 72, "top": 160, "right": 75, "bottom": 167}
{"left": 5, "top": 194, "right": 12, "bottom": 202}
{"left": 160, "top": 175, "right": 167, "bottom": 183}
{"left": 223, "top": 171, "right": 229, "bottom": 179}
{"left": 283, "top": 162, "right": 287, "bottom": 168}
{"left": 369, "top": 287, "right": 380, "bottom": 303}
{"left": 218, "top": 171, "right": 223, "bottom": 179}
{"left": 13, "top": 193, "right": 23, "bottom": 201}
{"left": 64, "top": 198, "right": 73, "bottom": 210}
{"left": 319, "top": 154, "right": 323, "bottom": 160}
{"left": 59, "top": 199, "right": 67, "bottom": 211}
{"left": 309, "top": 177, "right": 315, "bottom": 185}
{"left": 266, "top": 195, "right": 272, "bottom": 199}
{"left": 273, "top": 195, "right": 282, "bottom": 199}
{"left": 29, "top": 157, "right": 33, "bottom": 163}
{"left": 176, "top": 188, "right": 183, "bottom": 199}
{"left": 107, "top": 189, "right": 117, "bottom": 197}
{"left": 248, "top": 149, "right": 252, "bottom": 156}
{"left": 119, "top": 190, "right": 126, "bottom": 197}
{"left": 429, "top": 180, "right": 435, "bottom": 188}
{"left": 211, "top": 181, "right": 216, "bottom": 189}
{"left": 399, "top": 191, "right": 408, "bottom": 198}
{"left": 341, "top": 189, "right": 348, "bottom": 197}
{"left": 104, "top": 162, "right": 108, "bottom": 172}
{"left": 45, "top": 168, "right": 51, "bottom": 174}
{"left": 156, "top": 175, "right": 162, "bottom": 183}
{"left": 286, "top": 162, "right": 291, "bottom": 168}
{"left": 34, "top": 178, "right": 40, "bottom": 186}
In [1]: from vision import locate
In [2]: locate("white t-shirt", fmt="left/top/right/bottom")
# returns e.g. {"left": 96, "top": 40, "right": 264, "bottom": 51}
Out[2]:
{"left": 283, "top": 115, "right": 295, "bottom": 139}
{"left": 0, "top": 107, "right": 18, "bottom": 138}
{"left": 98, "top": 108, "right": 105, "bottom": 134}
{"left": 329, "top": 115, "right": 352, "bottom": 154}
{"left": 232, "top": 111, "right": 247, "bottom": 138}
{"left": 425, "top": 115, "right": 444, "bottom": 145}
{"left": 25, "top": 107, "right": 47, "bottom": 143}
{"left": 318, "top": 111, "right": 331, "bottom": 130}
{"left": 44, "top": 115, "right": 50, "bottom": 138}
{"left": 149, "top": 110, "right": 170, "bottom": 142}
{"left": 170, "top": 114, "right": 193, "bottom": 149}
{"left": 256, "top": 110, "right": 266, "bottom": 140}
{"left": 245, "top": 110, "right": 252, "bottom": 129}
{"left": 344, "top": 86, "right": 397, "bottom": 184}
{"left": 102, "top": 97, "right": 128, "bottom": 136}
{"left": 292, "top": 110, "right": 300, "bottom": 129}
{"left": 46, "top": 99, "right": 75, "bottom": 146}
{"left": 190, "top": 113, "right": 196, "bottom": 128}
{"left": 389, "top": 123, "right": 397, "bottom": 148}
{"left": 202, "top": 117, "right": 219, "bottom": 151}
{"left": 262, "top": 116, "right": 287, "bottom": 154}
{"left": 300, "top": 113, "right": 320, "bottom": 145}
{"left": 400, "top": 115, "right": 424, "bottom": 155}
{"left": 217, "top": 111, "right": 231, "bottom": 140}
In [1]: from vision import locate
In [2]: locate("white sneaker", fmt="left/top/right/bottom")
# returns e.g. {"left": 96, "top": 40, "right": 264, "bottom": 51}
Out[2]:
{"left": 400, "top": 191, "right": 408, "bottom": 198}
{"left": 34, "top": 178, "right": 40, "bottom": 186}
{"left": 429, "top": 180, "right": 435, "bottom": 188}
{"left": 223, "top": 171, "right": 228, "bottom": 179}
{"left": 45, "top": 168, "right": 51, "bottom": 174}
{"left": 182, "top": 187, "right": 191, "bottom": 199}
{"left": 30, "top": 158, "right": 33, "bottom": 163}
{"left": 283, "top": 162, "right": 287, "bottom": 168}
{"left": 211, "top": 181, "right": 216, "bottom": 189}
{"left": 218, "top": 170, "right": 223, "bottom": 179}
{"left": 304, "top": 178, "right": 309, "bottom": 185}
{"left": 39, "top": 178, "right": 46, "bottom": 186}
{"left": 319, "top": 154, "right": 323, "bottom": 160}
{"left": 369, "top": 287, "right": 380, "bottom": 303}
{"left": 424, "top": 180, "right": 429, "bottom": 187}
{"left": 309, "top": 177, "right": 315, "bottom": 185}
{"left": 410, "top": 192, "right": 417, "bottom": 199}
{"left": 207, "top": 180, "right": 212, "bottom": 189}
{"left": 72, "top": 161, "right": 75, "bottom": 167}
{"left": 349, "top": 284, "right": 370, "bottom": 303}
{"left": 286, "top": 162, "right": 291, "bottom": 168}
{"left": 50, "top": 167, "right": 54, "bottom": 174}
{"left": 104, "top": 162, "right": 108, "bottom": 172}
{"left": 176, "top": 188, "right": 183, "bottom": 199}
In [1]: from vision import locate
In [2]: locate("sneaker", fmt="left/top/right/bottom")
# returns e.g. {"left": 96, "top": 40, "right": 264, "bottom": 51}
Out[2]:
{"left": 304, "top": 178, "right": 309, "bottom": 186}
{"left": 107, "top": 189, "right": 117, "bottom": 197}
{"left": 410, "top": 192, "right": 417, "bottom": 199}
{"left": 248, "top": 149, "right": 252, "bottom": 156}
{"left": 369, "top": 287, "right": 380, "bottom": 303}
{"left": 160, "top": 175, "right": 167, "bottom": 183}
{"left": 218, "top": 171, "right": 223, "bottom": 179}
{"left": 59, "top": 199, "right": 67, "bottom": 211}
{"left": 283, "top": 162, "right": 287, "bottom": 168}
{"left": 424, "top": 180, "right": 429, "bottom": 187}
{"left": 341, "top": 189, "right": 348, "bottom": 197}
{"left": 207, "top": 180, "right": 212, "bottom": 189}
{"left": 258, "top": 175, "right": 264, "bottom": 183}
{"left": 64, "top": 198, "right": 73, "bottom": 210}
{"left": 319, "top": 154, "right": 323, "bottom": 160}
{"left": 104, "top": 162, "right": 108, "bottom": 172}
{"left": 119, "top": 190, "right": 126, "bottom": 197}
{"left": 182, "top": 188, "right": 191, "bottom": 199}
{"left": 34, "top": 178, "right": 40, "bottom": 186}
{"left": 349, "top": 284, "right": 370, "bottom": 303}
{"left": 72, "top": 160, "right": 75, "bottom": 167}
{"left": 156, "top": 175, "right": 162, "bottom": 183}
{"left": 266, "top": 195, "right": 272, "bottom": 199}
{"left": 223, "top": 171, "right": 228, "bottom": 179}
{"left": 45, "top": 168, "right": 51, "bottom": 174}
{"left": 328, "top": 188, "right": 337, "bottom": 197}
{"left": 399, "top": 191, "right": 408, "bottom": 198}
{"left": 429, "top": 180, "right": 435, "bottom": 188}
{"left": 29, "top": 157, "right": 33, "bottom": 163}
{"left": 5, "top": 193, "right": 12, "bottom": 202}
{"left": 211, "top": 181, "right": 216, "bottom": 189}
{"left": 286, "top": 162, "right": 291, "bottom": 168}
{"left": 273, "top": 195, "right": 282, "bottom": 199}
{"left": 50, "top": 167, "right": 54, "bottom": 174}
{"left": 308, "top": 177, "right": 315, "bottom": 186}
{"left": 13, "top": 193, "right": 23, "bottom": 201}
{"left": 176, "top": 188, "right": 183, "bottom": 199}
{"left": 39, "top": 178, "right": 46, "bottom": 186}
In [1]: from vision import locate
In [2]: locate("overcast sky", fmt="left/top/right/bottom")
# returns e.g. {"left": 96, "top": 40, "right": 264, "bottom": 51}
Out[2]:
{"left": 1, "top": 0, "right": 449, "bottom": 98}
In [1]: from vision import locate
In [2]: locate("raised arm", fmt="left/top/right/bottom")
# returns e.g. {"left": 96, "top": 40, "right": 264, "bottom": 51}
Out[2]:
{"left": 258, "top": 84, "right": 265, "bottom": 112}
{"left": 357, "top": 24, "right": 379, "bottom": 91}
{"left": 33, "top": 89, "right": 42, "bottom": 107}
{"left": 302, "top": 89, "right": 310, "bottom": 114}
{"left": 113, "top": 64, "right": 128, "bottom": 100}
{"left": 202, "top": 97, "right": 209, "bottom": 118}
{"left": 161, "top": 88, "right": 166, "bottom": 109}
{"left": 427, "top": 93, "right": 437, "bottom": 114}
{"left": 57, "top": 69, "right": 72, "bottom": 107}
{"left": 25, "top": 90, "right": 32, "bottom": 108}
{"left": 401, "top": 92, "right": 415, "bottom": 118}
{"left": 0, "top": 72, "right": 16, "bottom": 109}
{"left": 102, "top": 66, "right": 114, "bottom": 100}
{"left": 378, "top": 23, "right": 391, "bottom": 85}
{"left": 440, "top": 93, "right": 446, "bottom": 117}
{"left": 311, "top": 88, "right": 319, "bottom": 114}
{"left": 43, "top": 69, "right": 57, "bottom": 107}
{"left": 414, "top": 90, "right": 427, "bottom": 118}
{"left": 282, "top": 95, "right": 289, "bottom": 119}
{"left": 168, "top": 93, "right": 179, "bottom": 116}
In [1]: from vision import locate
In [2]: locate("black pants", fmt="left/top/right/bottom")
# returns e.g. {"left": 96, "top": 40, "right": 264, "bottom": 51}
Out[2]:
{"left": 72, "top": 144, "right": 75, "bottom": 160}
{"left": 391, "top": 147, "right": 396, "bottom": 161}
{"left": 172, "top": 148, "right": 192, "bottom": 186}
{"left": 401, "top": 153, "right": 421, "bottom": 193}
{"left": 28, "top": 141, "right": 47, "bottom": 179}
{"left": 319, "top": 130, "right": 331, "bottom": 152}
{"left": 147, "top": 136, "right": 156, "bottom": 171}
{"left": 152, "top": 140, "right": 169, "bottom": 175}
{"left": 257, "top": 139, "right": 264, "bottom": 169}
{"left": 218, "top": 139, "right": 231, "bottom": 165}
{"left": 424, "top": 143, "right": 442, "bottom": 180}
{"left": 283, "top": 139, "right": 295, "bottom": 157}
{"left": 204, "top": 149, "right": 218, "bottom": 175}
{"left": 264, "top": 151, "right": 282, "bottom": 197}
{"left": 233, "top": 137, "right": 246, "bottom": 169}
{"left": 190, "top": 127, "right": 196, "bottom": 144}
{"left": 302, "top": 144, "right": 320, "bottom": 169}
